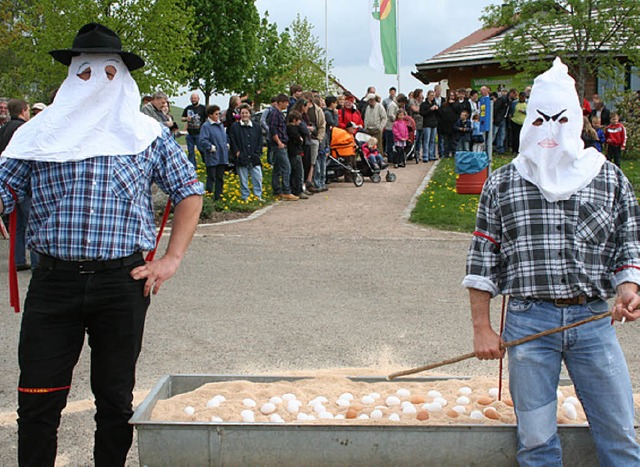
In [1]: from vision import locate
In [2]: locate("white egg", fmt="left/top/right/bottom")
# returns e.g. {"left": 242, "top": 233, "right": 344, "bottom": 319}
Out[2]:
{"left": 396, "top": 388, "right": 411, "bottom": 398}
{"left": 388, "top": 413, "right": 401, "bottom": 422}
{"left": 313, "top": 403, "right": 327, "bottom": 414}
{"left": 296, "top": 413, "right": 309, "bottom": 421}
{"left": 428, "top": 402, "right": 443, "bottom": 412}
{"left": 385, "top": 396, "right": 401, "bottom": 407}
{"left": 452, "top": 405, "right": 466, "bottom": 414}
{"left": 335, "top": 414, "right": 345, "bottom": 420}
{"left": 564, "top": 396, "right": 579, "bottom": 406}
{"left": 307, "top": 415, "right": 316, "bottom": 421}
{"left": 459, "top": 387, "right": 473, "bottom": 396}
{"left": 242, "top": 398, "right": 256, "bottom": 408}
{"left": 370, "top": 409, "right": 384, "bottom": 419}
{"left": 336, "top": 398, "right": 351, "bottom": 408}
{"left": 434, "top": 397, "right": 448, "bottom": 407}
{"left": 240, "top": 410, "right": 255, "bottom": 422}
{"left": 563, "top": 403, "right": 578, "bottom": 420}
{"left": 318, "top": 411, "right": 334, "bottom": 419}
{"left": 357, "top": 414, "right": 370, "bottom": 420}
{"left": 282, "top": 393, "right": 297, "bottom": 401}
{"left": 401, "top": 401, "right": 413, "bottom": 409}
{"left": 183, "top": 406, "right": 195, "bottom": 416}
{"left": 369, "top": 392, "right": 381, "bottom": 400}
{"left": 206, "top": 398, "right": 220, "bottom": 408}
{"left": 315, "top": 396, "right": 328, "bottom": 404}
{"left": 270, "top": 414, "right": 285, "bottom": 423}
{"left": 470, "top": 410, "right": 484, "bottom": 420}
{"left": 361, "top": 395, "right": 375, "bottom": 405}
{"left": 488, "top": 388, "right": 500, "bottom": 398}
{"left": 307, "top": 398, "right": 319, "bottom": 406}
{"left": 339, "top": 392, "right": 354, "bottom": 401}
{"left": 402, "top": 405, "right": 417, "bottom": 415}
{"left": 286, "top": 401, "right": 300, "bottom": 413}
{"left": 213, "top": 395, "right": 226, "bottom": 403}
{"left": 456, "top": 396, "right": 470, "bottom": 405}
{"left": 260, "top": 403, "right": 276, "bottom": 415}
{"left": 211, "top": 416, "right": 223, "bottom": 422}
{"left": 427, "top": 390, "right": 442, "bottom": 399}
{"left": 269, "top": 396, "right": 283, "bottom": 405}
{"left": 556, "top": 388, "right": 564, "bottom": 399}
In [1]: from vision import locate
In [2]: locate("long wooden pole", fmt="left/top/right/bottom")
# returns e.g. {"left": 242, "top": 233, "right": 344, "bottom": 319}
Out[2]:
{"left": 387, "top": 310, "right": 612, "bottom": 380}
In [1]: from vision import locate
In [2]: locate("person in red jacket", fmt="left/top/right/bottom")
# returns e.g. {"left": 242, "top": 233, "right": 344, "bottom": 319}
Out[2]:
{"left": 605, "top": 112, "right": 626, "bottom": 167}
{"left": 338, "top": 94, "right": 364, "bottom": 129}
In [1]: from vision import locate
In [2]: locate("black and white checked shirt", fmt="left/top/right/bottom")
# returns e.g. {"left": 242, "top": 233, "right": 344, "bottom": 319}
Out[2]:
{"left": 463, "top": 162, "right": 640, "bottom": 299}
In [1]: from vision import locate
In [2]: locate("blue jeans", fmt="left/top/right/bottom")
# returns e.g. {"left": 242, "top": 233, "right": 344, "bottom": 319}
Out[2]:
{"left": 503, "top": 298, "right": 640, "bottom": 466}
{"left": 422, "top": 127, "right": 437, "bottom": 161}
{"left": 271, "top": 147, "right": 291, "bottom": 195}
{"left": 185, "top": 134, "right": 198, "bottom": 168}
{"left": 237, "top": 165, "right": 263, "bottom": 199}
{"left": 313, "top": 148, "right": 327, "bottom": 189}
{"left": 383, "top": 129, "right": 394, "bottom": 161}
{"left": 493, "top": 120, "right": 506, "bottom": 153}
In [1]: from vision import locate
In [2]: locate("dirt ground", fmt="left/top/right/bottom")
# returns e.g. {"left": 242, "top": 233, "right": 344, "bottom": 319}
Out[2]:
{"left": 0, "top": 159, "right": 638, "bottom": 466}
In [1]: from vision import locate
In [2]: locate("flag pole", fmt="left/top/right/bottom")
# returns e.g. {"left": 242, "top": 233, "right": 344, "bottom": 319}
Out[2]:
{"left": 396, "top": 0, "right": 400, "bottom": 92}
{"left": 325, "top": 0, "right": 329, "bottom": 94}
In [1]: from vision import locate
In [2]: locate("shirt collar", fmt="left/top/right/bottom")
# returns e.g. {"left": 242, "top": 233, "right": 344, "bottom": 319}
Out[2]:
{"left": 240, "top": 120, "right": 252, "bottom": 127}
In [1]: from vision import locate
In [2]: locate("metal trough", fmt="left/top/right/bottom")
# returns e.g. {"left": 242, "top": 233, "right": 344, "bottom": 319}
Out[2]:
{"left": 130, "top": 374, "right": 597, "bottom": 467}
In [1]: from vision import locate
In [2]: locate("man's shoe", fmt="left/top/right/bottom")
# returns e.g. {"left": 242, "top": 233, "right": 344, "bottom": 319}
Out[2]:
{"left": 298, "top": 192, "right": 309, "bottom": 199}
{"left": 308, "top": 186, "right": 320, "bottom": 193}
{"left": 275, "top": 194, "right": 283, "bottom": 200}
{"left": 281, "top": 193, "right": 299, "bottom": 201}
{"left": 303, "top": 189, "right": 313, "bottom": 196}
{"left": 319, "top": 187, "right": 329, "bottom": 192}
{"left": 16, "top": 264, "right": 30, "bottom": 271}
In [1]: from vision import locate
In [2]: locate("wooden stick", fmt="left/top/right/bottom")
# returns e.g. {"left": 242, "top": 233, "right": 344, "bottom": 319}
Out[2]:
{"left": 387, "top": 310, "right": 612, "bottom": 380}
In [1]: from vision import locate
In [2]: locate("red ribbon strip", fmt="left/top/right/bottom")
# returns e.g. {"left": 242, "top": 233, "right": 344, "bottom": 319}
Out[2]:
{"left": 145, "top": 199, "right": 172, "bottom": 262}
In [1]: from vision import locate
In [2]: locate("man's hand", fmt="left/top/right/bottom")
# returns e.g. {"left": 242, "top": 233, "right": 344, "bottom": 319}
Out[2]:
{"left": 473, "top": 326, "right": 505, "bottom": 360}
{"left": 131, "top": 256, "right": 181, "bottom": 297}
{"left": 612, "top": 283, "right": 640, "bottom": 322}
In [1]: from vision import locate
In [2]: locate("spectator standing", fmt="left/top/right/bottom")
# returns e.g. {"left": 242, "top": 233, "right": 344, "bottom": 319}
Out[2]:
{"left": 591, "top": 116, "right": 606, "bottom": 152}
{"left": 408, "top": 88, "right": 424, "bottom": 160}
{"left": 290, "top": 98, "right": 313, "bottom": 197}
{"left": 454, "top": 110, "right": 472, "bottom": 151}
{"left": 269, "top": 94, "right": 298, "bottom": 201}
{"left": 1, "top": 23, "right": 203, "bottom": 465}
{"left": 471, "top": 113, "right": 485, "bottom": 152}
{"left": 223, "top": 95, "right": 241, "bottom": 131}
{"left": 510, "top": 92, "right": 528, "bottom": 154}
{"left": 0, "top": 98, "right": 9, "bottom": 127}
{"left": 492, "top": 90, "right": 509, "bottom": 154}
{"left": 581, "top": 116, "right": 599, "bottom": 150}
{"left": 438, "top": 91, "right": 458, "bottom": 158}
{"left": 362, "top": 93, "right": 387, "bottom": 159}
{"left": 469, "top": 90, "right": 480, "bottom": 118}
{"left": 392, "top": 108, "right": 409, "bottom": 167}
{"left": 452, "top": 88, "right": 472, "bottom": 117}
{"left": 141, "top": 91, "right": 172, "bottom": 128}
{"left": 304, "top": 92, "right": 326, "bottom": 193}
{"left": 605, "top": 112, "right": 626, "bottom": 167}
{"left": 260, "top": 96, "right": 277, "bottom": 164}
{"left": 229, "top": 104, "right": 263, "bottom": 200}
{"left": 197, "top": 105, "right": 228, "bottom": 199}
{"left": 338, "top": 94, "right": 364, "bottom": 129}
{"left": 316, "top": 95, "right": 338, "bottom": 192}
{"left": 506, "top": 88, "right": 519, "bottom": 152}
{"left": 30, "top": 102, "right": 47, "bottom": 117}
{"left": 420, "top": 90, "right": 439, "bottom": 162}
{"left": 383, "top": 94, "right": 400, "bottom": 162}
{"left": 288, "top": 84, "right": 303, "bottom": 112}
{"left": 590, "top": 97, "right": 611, "bottom": 127}
{"left": 181, "top": 92, "right": 206, "bottom": 168}
{"left": 286, "top": 110, "right": 306, "bottom": 198}
{"left": 358, "top": 86, "right": 376, "bottom": 115}
{"left": 383, "top": 86, "right": 397, "bottom": 109}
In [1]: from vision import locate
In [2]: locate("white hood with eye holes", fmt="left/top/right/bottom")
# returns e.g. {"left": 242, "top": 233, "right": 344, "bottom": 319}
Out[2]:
{"left": 1, "top": 53, "right": 161, "bottom": 162}
{"left": 512, "top": 57, "right": 604, "bottom": 203}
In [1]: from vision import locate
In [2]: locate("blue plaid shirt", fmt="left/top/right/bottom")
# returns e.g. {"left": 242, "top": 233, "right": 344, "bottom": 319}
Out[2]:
{"left": 0, "top": 130, "right": 204, "bottom": 260}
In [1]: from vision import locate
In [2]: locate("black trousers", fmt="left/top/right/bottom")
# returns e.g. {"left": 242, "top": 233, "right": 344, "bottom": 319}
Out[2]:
{"left": 206, "top": 164, "right": 226, "bottom": 200}
{"left": 289, "top": 154, "right": 303, "bottom": 195}
{"left": 17, "top": 255, "right": 149, "bottom": 467}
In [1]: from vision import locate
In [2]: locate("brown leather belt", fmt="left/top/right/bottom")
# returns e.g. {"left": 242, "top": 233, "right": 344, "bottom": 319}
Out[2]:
{"left": 38, "top": 253, "right": 143, "bottom": 274}
{"left": 541, "top": 296, "right": 599, "bottom": 307}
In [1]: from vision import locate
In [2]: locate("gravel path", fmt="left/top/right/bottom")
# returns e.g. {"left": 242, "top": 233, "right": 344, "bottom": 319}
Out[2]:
{"left": 0, "top": 160, "right": 638, "bottom": 465}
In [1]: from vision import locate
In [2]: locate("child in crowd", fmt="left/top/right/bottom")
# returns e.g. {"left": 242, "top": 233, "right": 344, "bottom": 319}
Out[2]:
{"left": 581, "top": 116, "right": 599, "bottom": 151}
{"left": 286, "top": 111, "right": 307, "bottom": 198}
{"left": 362, "top": 136, "right": 386, "bottom": 170}
{"left": 454, "top": 110, "right": 472, "bottom": 152}
{"left": 591, "top": 116, "right": 606, "bottom": 153}
{"left": 392, "top": 108, "right": 409, "bottom": 167}
{"left": 605, "top": 112, "right": 626, "bottom": 167}
{"left": 471, "top": 113, "right": 484, "bottom": 152}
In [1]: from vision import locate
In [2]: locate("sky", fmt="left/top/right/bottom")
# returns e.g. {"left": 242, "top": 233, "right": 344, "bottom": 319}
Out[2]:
{"left": 173, "top": 0, "right": 500, "bottom": 108}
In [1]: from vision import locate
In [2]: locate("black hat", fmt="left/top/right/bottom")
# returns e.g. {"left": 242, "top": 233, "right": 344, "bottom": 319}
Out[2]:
{"left": 49, "top": 23, "right": 144, "bottom": 71}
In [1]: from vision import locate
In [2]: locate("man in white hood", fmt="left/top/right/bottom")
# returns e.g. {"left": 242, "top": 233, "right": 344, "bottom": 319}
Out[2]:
{"left": 0, "top": 23, "right": 203, "bottom": 465}
{"left": 462, "top": 58, "right": 640, "bottom": 465}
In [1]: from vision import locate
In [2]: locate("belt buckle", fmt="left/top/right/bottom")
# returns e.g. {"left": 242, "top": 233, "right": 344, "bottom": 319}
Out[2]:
{"left": 78, "top": 260, "right": 95, "bottom": 274}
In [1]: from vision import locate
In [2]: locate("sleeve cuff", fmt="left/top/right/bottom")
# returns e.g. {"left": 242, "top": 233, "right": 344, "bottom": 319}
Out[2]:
{"left": 461, "top": 275, "right": 500, "bottom": 297}
{"left": 170, "top": 181, "right": 205, "bottom": 205}
{"left": 612, "top": 268, "right": 640, "bottom": 290}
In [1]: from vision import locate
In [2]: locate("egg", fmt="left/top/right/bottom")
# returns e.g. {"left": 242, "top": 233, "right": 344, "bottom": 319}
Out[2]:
{"left": 319, "top": 411, "right": 334, "bottom": 419}
{"left": 386, "top": 396, "right": 401, "bottom": 407}
{"left": 307, "top": 415, "right": 316, "bottom": 421}
{"left": 477, "top": 396, "right": 493, "bottom": 406}
{"left": 452, "top": 405, "right": 466, "bottom": 414}
{"left": 488, "top": 388, "right": 500, "bottom": 398}
{"left": 206, "top": 398, "right": 220, "bottom": 408}
{"left": 297, "top": 413, "right": 309, "bottom": 421}
{"left": 563, "top": 403, "right": 578, "bottom": 420}
{"left": 427, "top": 390, "right": 442, "bottom": 399}
{"left": 183, "top": 406, "right": 195, "bottom": 416}
{"left": 270, "top": 414, "right": 285, "bottom": 423}
{"left": 286, "top": 400, "right": 301, "bottom": 413}
{"left": 213, "top": 395, "right": 226, "bottom": 403}
{"left": 370, "top": 409, "right": 384, "bottom": 419}
{"left": 335, "top": 414, "right": 345, "bottom": 420}
{"left": 483, "top": 407, "right": 500, "bottom": 420}
{"left": 459, "top": 387, "right": 473, "bottom": 396}
{"left": 211, "top": 416, "right": 223, "bottom": 422}
{"left": 456, "top": 396, "right": 470, "bottom": 405}
{"left": 336, "top": 398, "right": 351, "bottom": 408}
{"left": 350, "top": 403, "right": 364, "bottom": 412}
{"left": 240, "top": 410, "right": 255, "bottom": 422}
{"left": 346, "top": 408, "right": 358, "bottom": 419}
{"left": 410, "top": 395, "right": 426, "bottom": 404}
{"left": 469, "top": 410, "right": 484, "bottom": 420}
{"left": 313, "top": 403, "right": 327, "bottom": 414}
{"left": 357, "top": 414, "right": 370, "bottom": 420}
{"left": 361, "top": 395, "right": 375, "bottom": 405}
{"left": 433, "top": 397, "right": 448, "bottom": 407}
{"left": 388, "top": 413, "right": 401, "bottom": 422}
{"left": 242, "top": 398, "right": 257, "bottom": 408}
{"left": 416, "top": 410, "right": 430, "bottom": 421}
{"left": 423, "top": 402, "right": 443, "bottom": 412}
{"left": 503, "top": 398, "right": 514, "bottom": 407}
{"left": 369, "top": 392, "right": 381, "bottom": 400}
{"left": 396, "top": 388, "right": 411, "bottom": 398}
{"left": 269, "top": 396, "right": 283, "bottom": 405}
{"left": 446, "top": 409, "right": 460, "bottom": 418}
{"left": 402, "top": 405, "right": 417, "bottom": 415}
{"left": 564, "top": 396, "right": 579, "bottom": 406}
{"left": 339, "top": 392, "right": 354, "bottom": 401}
{"left": 282, "top": 393, "right": 297, "bottom": 401}
{"left": 556, "top": 388, "right": 564, "bottom": 399}
{"left": 260, "top": 403, "right": 276, "bottom": 415}
{"left": 400, "top": 401, "right": 413, "bottom": 409}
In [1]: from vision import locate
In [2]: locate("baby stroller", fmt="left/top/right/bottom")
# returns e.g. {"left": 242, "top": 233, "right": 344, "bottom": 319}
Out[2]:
{"left": 403, "top": 115, "right": 419, "bottom": 164}
{"left": 327, "top": 127, "right": 365, "bottom": 187}
{"left": 354, "top": 132, "right": 396, "bottom": 183}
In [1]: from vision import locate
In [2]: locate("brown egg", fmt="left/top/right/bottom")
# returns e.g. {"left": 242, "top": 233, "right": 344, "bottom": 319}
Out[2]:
{"left": 350, "top": 403, "right": 364, "bottom": 412}
{"left": 410, "top": 395, "right": 426, "bottom": 404}
{"left": 483, "top": 407, "right": 500, "bottom": 420}
{"left": 503, "top": 398, "right": 514, "bottom": 407}
{"left": 477, "top": 396, "right": 493, "bottom": 406}
{"left": 416, "top": 410, "right": 429, "bottom": 421}
{"left": 346, "top": 408, "right": 358, "bottom": 419}
{"left": 446, "top": 409, "right": 460, "bottom": 418}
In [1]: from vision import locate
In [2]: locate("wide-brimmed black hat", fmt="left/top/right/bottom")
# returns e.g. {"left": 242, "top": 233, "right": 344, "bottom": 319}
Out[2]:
{"left": 49, "top": 22, "right": 144, "bottom": 71}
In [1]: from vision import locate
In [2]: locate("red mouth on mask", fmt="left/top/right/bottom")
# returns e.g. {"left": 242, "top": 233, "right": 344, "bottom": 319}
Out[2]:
{"left": 538, "top": 138, "right": 559, "bottom": 149}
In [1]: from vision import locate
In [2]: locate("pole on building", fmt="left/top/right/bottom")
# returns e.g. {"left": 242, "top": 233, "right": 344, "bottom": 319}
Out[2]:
{"left": 325, "top": 0, "right": 329, "bottom": 95}
{"left": 396, "top": 0, "right": 400, "bottom": 92}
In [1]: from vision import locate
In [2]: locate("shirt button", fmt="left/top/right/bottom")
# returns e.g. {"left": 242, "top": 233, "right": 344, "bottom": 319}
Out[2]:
{"left": 90, "top": 209, "right": 94, "bottom": 214}
{"left": 557, "top": 252, "right": 562, "bottom": 257}
{"left": 93, "top": 181, "right": 97, "bottom": 186}
{"left": 561, "top": 278, "right": 566, "bottom": 284}
{"left": 556, "top": 225, "right": 562, "bottom": 231}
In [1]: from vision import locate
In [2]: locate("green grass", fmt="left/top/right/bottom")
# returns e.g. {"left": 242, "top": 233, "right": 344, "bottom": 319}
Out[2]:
{"left": 410, "top": 153, "right": 640, "bottom": 233}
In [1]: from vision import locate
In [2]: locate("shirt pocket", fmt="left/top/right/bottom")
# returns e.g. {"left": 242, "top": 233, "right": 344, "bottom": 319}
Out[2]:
{"left": 576, "top": 203, "right": 613, "bottom": 245}
{"left": 111, "top": 157, "right": 143, "bottom": 200}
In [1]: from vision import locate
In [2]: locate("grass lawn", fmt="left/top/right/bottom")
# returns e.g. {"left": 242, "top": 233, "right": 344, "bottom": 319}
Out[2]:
{"left": 410, "top": 153, "right": 640, "bottom": 233}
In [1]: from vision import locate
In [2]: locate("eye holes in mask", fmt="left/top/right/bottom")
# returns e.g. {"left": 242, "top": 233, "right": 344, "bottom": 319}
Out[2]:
{"left": 76, "top": 64, "right": 118, "bottom": 81}
{"left": 533, "top": 109, "right": 569, "bottom": 126}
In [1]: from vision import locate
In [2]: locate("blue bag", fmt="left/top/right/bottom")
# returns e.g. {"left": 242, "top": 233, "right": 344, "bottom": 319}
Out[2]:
{"left": 455, "top": 151, "right": 489, "bottom": 175}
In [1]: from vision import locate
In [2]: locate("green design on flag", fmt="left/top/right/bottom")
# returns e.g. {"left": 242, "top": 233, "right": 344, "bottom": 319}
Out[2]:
{"left": 369, "top": 0, "right": 397, "bottom": 75}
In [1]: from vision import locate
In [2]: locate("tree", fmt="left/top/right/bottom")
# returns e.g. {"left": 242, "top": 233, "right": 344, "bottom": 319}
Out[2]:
{"left": 186, "top": 0, "right": 260, "bottom": 105}
{"left": 286, "top": 14, "right": 332, "bottom": 94}
{"left": 482, "top": 0, "right": 640, "bottom": 98}
{"left": 0, "top": 0, "right": 195, "bottom": 101}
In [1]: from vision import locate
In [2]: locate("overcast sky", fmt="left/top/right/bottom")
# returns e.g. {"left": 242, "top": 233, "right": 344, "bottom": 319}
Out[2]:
{"left": 174, "top": 0, "right": 500, "bottom": 107}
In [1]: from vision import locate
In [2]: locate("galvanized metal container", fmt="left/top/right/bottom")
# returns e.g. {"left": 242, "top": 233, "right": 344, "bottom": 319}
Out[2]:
{"left": 130, "top": 374, "right": 597, "bottom": 467}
